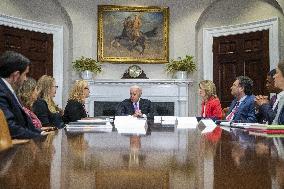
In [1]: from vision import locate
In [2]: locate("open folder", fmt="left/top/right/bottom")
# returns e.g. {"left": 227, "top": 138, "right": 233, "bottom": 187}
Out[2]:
{"left": 198, "top": 119, "right": 217, "bottom": 134}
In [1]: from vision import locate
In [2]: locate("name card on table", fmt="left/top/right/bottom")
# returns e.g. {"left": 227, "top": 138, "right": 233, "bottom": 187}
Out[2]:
{"left": 176, "top": 117, "right": 198, "bottom": 129}
{"left": 199, "top": 119, "right": 217, "bottom": 134}
{"left": 154, "top": 116, "right": 177, "bottom": 125}
{"left": 114, "top": 116, "right": 147, "bottom": 135}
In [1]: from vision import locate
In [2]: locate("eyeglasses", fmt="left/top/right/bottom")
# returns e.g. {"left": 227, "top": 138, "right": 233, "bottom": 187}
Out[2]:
{"left": 84, "top": 87, "right": 89, "bottom": 90}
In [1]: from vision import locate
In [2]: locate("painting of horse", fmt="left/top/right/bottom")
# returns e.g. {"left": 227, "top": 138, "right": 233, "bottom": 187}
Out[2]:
{"left": 98, "top": 5, "right": 169, "bottom": 63}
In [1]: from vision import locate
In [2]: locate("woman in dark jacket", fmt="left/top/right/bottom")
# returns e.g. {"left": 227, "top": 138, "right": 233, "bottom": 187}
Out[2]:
{"left": 63, "top": 80, "right": 90, "bottom": 123}
{"left": 33, "top": 75, "right": 65, "bottom": 129}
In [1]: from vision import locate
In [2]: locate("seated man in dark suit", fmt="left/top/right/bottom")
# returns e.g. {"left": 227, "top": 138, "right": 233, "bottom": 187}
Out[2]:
{"left": 255, "top": 69, "right": 281, "bottom": 124}
{"left": 116, "top": 85, "right": 153, "bottom": 119}
{"left": 226, "top": 76, "right": 256, "bottom": 123}
{"left": 0, "top": 51, "right": 43, "bottom": 139}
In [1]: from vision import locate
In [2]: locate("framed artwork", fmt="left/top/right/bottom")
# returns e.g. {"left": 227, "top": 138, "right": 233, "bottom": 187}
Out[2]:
{"left": 97, "top": 5, "right": 169, "bottom": 63}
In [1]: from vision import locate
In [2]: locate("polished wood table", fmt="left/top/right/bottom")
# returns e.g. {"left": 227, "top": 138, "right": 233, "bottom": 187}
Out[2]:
{"left": 0, "top": 125, "right": 284, "bottom": 189}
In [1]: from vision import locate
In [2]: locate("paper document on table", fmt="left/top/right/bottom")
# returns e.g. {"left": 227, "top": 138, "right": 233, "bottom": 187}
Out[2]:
{"left": 219, "top": 122, "right": 231, "bottom": 126}
{"left": 176, "top": 117, "right": 198, "bottom": 129}
{"left": 77, "top": 119, "right": 108, "bottom": 123}
{"left": 114, "top": 116, "right": 147, "bottom": 135}
{"left": 219, "top": 122, "right": 252, "bottom": 129}
{"left": 199, "top": 119, "right": 217, "bottom": 134}
{"left": 154, "top": 116, "right": 162, "bottom": 124}
{"left": 68, "top": 120, "right": 111, "bottom": 127}
{"left": 161, "top": 116, "right": 177, "bottom": 125}
{"left": 66, "top": 123, "right": 112, "bottom": 133}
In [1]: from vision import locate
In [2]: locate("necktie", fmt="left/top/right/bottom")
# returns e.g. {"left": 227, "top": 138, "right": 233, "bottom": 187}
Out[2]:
{"left": 226, "top": 101, "right": 240, "bottom": 121}
{"left": 134, "top": 102, "right": 139, "bottom": 111}
{"left": 271, "top": 95, "right": 278, "bottom": 111}
{"left": 273, "top": 96, "right": 284, "bottom": 124}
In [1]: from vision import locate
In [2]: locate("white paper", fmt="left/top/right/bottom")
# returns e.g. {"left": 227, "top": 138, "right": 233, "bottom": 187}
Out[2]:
{"left": 114, "top": 116, "right": 147, "bottom": 135}
{"left": 176, "top": 117, "right": 198, "bottom": 129}
{"left": 199, "top": 119, "right": 217, "bottom": 134}
{"left": 77, "top": 119, "right": 107, "bottom": 123}
{"left": 219, "top": 122, "right": 252, "bottom": 128}
{"left": 161, "top": 116, "right": 177, "bottom": 125}
{"left": 230, "top": 123, "right": 252, "bottom": 128}
{"left": 219, "top": 121, "right": 230, "bottom": 126}
{"left": 154, "top": 116, "right": 162, "bottom": 123}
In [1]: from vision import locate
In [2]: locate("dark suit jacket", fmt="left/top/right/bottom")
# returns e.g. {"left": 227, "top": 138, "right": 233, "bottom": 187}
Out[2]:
{"left": 32, "top": 98, "right": 65, "bottom": 129}
{"left": 228, "top": 95, "right": 256, "bottom": 123}
{"left": 0, "top": 79, "right": 41, "bottom": 139}
{"left": 63, "top": 99, "right": 87, "bottom": 123}
{"left": 276, "top": 106, "right": 284, "bottom": 124}
{"left": 258, "top": 103, "right": 277, "bottom": 124}
{"left": 116, "top": 98, "right": 153, "bottom": 119}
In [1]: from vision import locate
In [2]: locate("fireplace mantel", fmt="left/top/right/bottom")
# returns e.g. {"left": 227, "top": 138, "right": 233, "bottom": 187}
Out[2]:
{"left": 86, "top": 79, "right": 194, "bottom": 117}
{"left": 88, "top": 79, "right": 193, "bottom": 85}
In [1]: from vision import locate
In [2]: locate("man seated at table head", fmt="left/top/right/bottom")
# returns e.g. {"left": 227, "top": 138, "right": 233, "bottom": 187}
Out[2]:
{"left": 226, "top": 76, "right": 256, "bottom": 123}
{"left": 116, "top": 85, "right": 153, "bottom": 119}
{"left": 255, "top": 69, "right": 281, "bottom": 124}
{"left": 0, "top": 51, "right": 42, "bottom": 139}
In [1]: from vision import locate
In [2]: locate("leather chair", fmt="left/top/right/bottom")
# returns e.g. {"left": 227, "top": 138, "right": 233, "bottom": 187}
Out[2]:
{"left": 0, "top": 109, "right": 13, "bottom": 151}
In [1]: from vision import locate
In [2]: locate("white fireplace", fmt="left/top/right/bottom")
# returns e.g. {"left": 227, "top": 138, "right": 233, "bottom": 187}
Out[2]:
{"left": 85, "top": 79, "right": 194, "bottom": 117}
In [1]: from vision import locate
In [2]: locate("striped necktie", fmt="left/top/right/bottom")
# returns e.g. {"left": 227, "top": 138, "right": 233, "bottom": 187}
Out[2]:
{"left": 226, "top": 101, "right": 240, "bottom": 121}
{"left": 273, "top": 96, "right": 284, "bottom": 124}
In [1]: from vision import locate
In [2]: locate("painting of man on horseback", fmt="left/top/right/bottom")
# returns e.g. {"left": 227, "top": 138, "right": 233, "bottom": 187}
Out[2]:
{"left": 98, "top": 5, "right": 169, "bottom": 63}
{"left": 111, "top": 14, "right": 158, "bottom": 55}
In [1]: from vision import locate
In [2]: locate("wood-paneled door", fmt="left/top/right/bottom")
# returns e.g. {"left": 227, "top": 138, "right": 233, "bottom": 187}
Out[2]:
{"left": 0, "top": 25, "right": 53, "bottom": 80}
{"left": 213, "top": 30, "right": 269, "bottom": 108}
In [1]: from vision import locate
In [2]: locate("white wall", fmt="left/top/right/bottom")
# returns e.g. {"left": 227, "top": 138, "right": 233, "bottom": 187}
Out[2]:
{"left": 57, "top": 0, "right": 212, "bottom": 79}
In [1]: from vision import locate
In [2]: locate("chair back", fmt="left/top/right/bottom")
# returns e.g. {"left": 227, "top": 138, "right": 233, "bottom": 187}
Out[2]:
{"left": 0, "top": 109, "right": 13, "bottom": 151}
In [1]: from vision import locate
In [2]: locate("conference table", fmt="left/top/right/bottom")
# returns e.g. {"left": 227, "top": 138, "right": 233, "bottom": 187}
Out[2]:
{"left": 0, "top": 122, "right": 283, "bottom": 189}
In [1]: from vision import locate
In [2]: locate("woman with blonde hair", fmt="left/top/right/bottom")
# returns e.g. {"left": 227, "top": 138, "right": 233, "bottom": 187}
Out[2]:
{"left": 17, "top": 77, "right": 42, "bottom": 128}
{"left": 63, "top": 80, "right": 89, "bottom": 123}
{"left": 32, "top": 75, "right": 64, "bottom": 128}
{"left": 199, "top": 80, "right": 222, "bottom": 120}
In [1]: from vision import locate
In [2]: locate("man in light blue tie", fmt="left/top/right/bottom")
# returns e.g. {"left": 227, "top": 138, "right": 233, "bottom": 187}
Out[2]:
{"left": 116, "top": 85, "right": 153, "bottom": 119}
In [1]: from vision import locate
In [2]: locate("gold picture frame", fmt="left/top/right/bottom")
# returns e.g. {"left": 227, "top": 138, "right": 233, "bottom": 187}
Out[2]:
{"left": 97, "top": 5, "right": 169, "bottom": 63}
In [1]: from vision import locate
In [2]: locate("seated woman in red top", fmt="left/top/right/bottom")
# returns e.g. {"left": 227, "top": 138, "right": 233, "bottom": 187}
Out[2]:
{"left": 199, "top": 80, "right": 222, "bottom": 120}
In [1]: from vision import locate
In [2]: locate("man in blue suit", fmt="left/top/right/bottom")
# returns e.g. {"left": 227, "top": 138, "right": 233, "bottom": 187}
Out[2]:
{"left": 226, "top": 76, "right": 256, "bottom": 123}
{"left": 255, "top": 69, "right": 281, "bottom": 124}
{"left": 116, "top": 85, "right": 153, "bottom": 119}
{"left": 0, "top": 51, "right": 42, "bottom": 139}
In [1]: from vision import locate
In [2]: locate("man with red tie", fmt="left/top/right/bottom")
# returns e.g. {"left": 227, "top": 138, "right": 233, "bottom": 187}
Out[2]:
{"left": 226, "top": 76, "right": 256, "bottom": 123}
{"left": 116, "top": 85, "right": 153, "bottom": 119}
